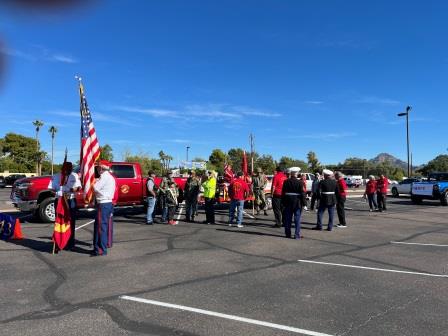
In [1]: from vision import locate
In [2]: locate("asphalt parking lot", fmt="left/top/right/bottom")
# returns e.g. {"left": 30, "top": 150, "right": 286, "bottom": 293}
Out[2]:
{"left": 0, "top": 188, "right": 447, "bottom": 336}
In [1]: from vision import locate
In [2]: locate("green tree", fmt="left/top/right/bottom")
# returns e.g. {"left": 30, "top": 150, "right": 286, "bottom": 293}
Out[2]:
{"left": 158, "top": 150, "right": 173, "bottom": 175}
{"left": 123, "top": 150, "right": 163, "bottom": 175}
{"left": 419, "top": 155, "right": 448, "bottom": 176}
{"left": 255, "top": 154, "right": 276, "bottom": 174}
{"left": 307, "top": 151, "right": 322, "bottom": 173}
{"left": 278, "top": 156, "right": 307, "bottom": 172}
{"left": 99, "top": 144, "right": 114, "bottom": 161}
{"left": 32, "top": 120, "right": 44, "bottom": 175}
{"left": 0, "top": 133, "right": 41, "bottom": 172}
{"left": 209, "top": 149, "right": 227, "bottom": 167}
{"left": 227, "top": 148, "right": 245, "bottom": 173}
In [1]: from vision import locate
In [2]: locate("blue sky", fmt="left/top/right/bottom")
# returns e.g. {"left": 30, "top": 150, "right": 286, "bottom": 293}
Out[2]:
{"left": 0, "top": 0, "right": 447, "bottom": 166}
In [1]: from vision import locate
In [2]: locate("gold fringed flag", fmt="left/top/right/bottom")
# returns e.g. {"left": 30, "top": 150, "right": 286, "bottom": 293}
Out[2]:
{"left": 52, "top": 153, "right": 71, "bottom": 250}
{"left": 53, "top": 196, "right": 71, "bottom": 250}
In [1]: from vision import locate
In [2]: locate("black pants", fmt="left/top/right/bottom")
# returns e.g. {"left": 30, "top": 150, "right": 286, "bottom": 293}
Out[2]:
{"left": 336, "top": 196, "right": 346, "bottom": 225}
{"left": 377, "top": 192, "right": 387, "bottom": 211}
{"left": 272, "top": 196, "right": 283, "bottom": 227}
{"left": 310, "top": 193, "right": 319, "bottom": 210}
{"left": 204, "top": 198, "right": 215, "bottom": 224}
{"left": 168, "top": 206, "right": 176, "bottom": 221}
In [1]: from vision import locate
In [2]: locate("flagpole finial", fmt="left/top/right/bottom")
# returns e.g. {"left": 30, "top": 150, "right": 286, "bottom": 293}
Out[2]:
{"left": 75, "top": 75, "right": 82, "bottom": 82}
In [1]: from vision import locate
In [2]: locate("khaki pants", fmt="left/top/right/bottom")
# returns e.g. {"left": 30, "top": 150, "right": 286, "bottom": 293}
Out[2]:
{"left": 254, "top": 189, "right": 266, "bottom": 211}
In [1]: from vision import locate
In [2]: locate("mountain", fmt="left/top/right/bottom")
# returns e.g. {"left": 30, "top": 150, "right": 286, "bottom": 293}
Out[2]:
{"left": 369, "top": 153, "right": 408, "bottom": 170}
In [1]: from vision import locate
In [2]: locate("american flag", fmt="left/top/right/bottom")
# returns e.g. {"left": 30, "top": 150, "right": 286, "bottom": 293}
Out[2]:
{"left": 79, "top": 82, "right": 100, "bottom": 203}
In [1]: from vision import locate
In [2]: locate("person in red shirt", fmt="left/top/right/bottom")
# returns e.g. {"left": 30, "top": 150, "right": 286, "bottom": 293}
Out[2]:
{"left": 228, "top": 171, "right": 250, "bottom": 228}
{"left": 376, "top": 174, "right": 389, "bottom": 212}
{"left": 334, "top": 171, "right": 348, "bottom": 227}
{"left": 364, "top": 175, "right": 378, "bottom": 212}
{"left": 271, "top": 166, "right": 287, "bottom": 228}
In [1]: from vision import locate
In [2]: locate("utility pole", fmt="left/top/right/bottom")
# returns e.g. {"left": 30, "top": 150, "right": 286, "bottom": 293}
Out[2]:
{"left": 186, "top": 146, "right": 190, "bottom": 163}
{"left": 249, "top": 133, "right": 255, "bottom": 174}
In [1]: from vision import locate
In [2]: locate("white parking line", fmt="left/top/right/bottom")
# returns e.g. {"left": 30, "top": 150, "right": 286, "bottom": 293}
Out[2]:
{"left": 391, "top": 241, "right": 448, "bottom": 247}
{"left": 298, "top": 260, "right": 448, "bottom": 278}
{"left": 120, "top": 295, "right": 334, "bottom": 336}
{"left": 243, "top": 211, "right": 255, "bottom": 219}
{"left": 175, "top": 202, "right": 185, "bottom": 225}
{"left": 75, "top": 219, "right": 95, "bottom": 231}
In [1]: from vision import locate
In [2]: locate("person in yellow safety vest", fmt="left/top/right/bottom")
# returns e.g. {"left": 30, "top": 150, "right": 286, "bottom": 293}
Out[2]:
{"left": 202, "top": 170, "right": 217, "bottom": 224}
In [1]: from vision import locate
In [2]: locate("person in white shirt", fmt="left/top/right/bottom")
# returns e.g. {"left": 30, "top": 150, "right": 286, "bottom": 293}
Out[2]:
{"left": 49, "top": 161, "right": 81, "bottom": 250}
{"left": 92, "top": 162, "right": 116, "bottom": 256}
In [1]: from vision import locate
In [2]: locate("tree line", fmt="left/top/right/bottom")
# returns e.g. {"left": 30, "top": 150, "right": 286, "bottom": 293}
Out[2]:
{"left": 1, "top": 132, "right": 447, "bottom": 180}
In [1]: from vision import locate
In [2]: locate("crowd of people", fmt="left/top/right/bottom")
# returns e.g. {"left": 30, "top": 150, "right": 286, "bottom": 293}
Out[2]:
{"left": 49, "top": 163, "right": 390, "bottom": 256}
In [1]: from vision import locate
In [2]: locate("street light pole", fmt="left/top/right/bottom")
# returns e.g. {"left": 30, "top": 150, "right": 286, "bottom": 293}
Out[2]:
{"left": 397, "top": 106, "right": 411, "bottom": 177}
{"left": 186, "top": 146, "right": 190, "bottom": 163}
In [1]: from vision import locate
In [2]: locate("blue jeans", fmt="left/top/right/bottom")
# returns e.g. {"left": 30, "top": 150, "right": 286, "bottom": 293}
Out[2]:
{"left": 283, "top": 206, "right": 302, "bottom": 238}
{"left": 367, "top": 194, "right": 377, "bottom": 210}
{"left": 229, "top": 200, "right": 244, "bottom": 225}
{"left": 317, "top": 204, "right": 335, "bottom": 230}
{"left": 94, "top": 202, "right": 113, "bottom": 255}
{"left": 146, "top": 197, "right": 156, "bottom": 224}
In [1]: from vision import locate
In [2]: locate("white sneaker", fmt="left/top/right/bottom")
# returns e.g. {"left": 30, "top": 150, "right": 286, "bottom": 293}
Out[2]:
{"left": 338, "top": 224, "right": 347, "bottom": 228}
{"left": 228, "top": 223, "right": 233, "bottom": 227}
{"left": 237, "top": 224, "right": 244, "bottom": 228}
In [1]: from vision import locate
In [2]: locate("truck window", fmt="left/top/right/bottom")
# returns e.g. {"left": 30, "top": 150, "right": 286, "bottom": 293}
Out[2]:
{"left": 111, "top": 165, "right": 135, "bottom": 178}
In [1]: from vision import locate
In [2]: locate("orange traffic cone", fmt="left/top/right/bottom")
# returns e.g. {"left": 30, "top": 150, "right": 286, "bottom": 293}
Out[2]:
{"left": 12, "top": 218, "right": 23, "bottom": 240}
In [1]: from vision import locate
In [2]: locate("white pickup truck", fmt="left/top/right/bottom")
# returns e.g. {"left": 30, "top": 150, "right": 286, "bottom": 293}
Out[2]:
{"left": 411, "top": 173, "right": 448, "bottom": 206}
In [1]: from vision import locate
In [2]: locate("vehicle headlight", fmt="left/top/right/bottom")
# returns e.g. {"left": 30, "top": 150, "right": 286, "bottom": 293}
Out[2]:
{"left": 17, "top": 182, "right": 33, "bottom": 190}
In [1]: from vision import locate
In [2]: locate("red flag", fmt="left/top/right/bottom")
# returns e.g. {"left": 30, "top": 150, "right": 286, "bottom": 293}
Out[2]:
{"left": 224, "top": 163, "right": 234, "bottom": 183}
{"left": 52, "top": 197, "right": 71, "bottom": 250}
{"left": 52, "top": 154, "right": 71, "bottom": 250}
{"left": 242, "top": 151, "right": 248, "bottom": 177}
{"left": 79, "top": 82, "right": 100, "bottom": 203}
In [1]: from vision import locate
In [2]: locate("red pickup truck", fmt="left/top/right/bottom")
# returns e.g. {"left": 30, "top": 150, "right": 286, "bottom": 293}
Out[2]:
{"left": 10, "top": 162, "right": 187, "bottom": 223}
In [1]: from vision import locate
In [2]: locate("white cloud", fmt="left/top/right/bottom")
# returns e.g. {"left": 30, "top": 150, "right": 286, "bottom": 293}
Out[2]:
{"left": 48, "top": 54, "right": 78, "bottom": 64}
{"left": 353, "top": 96, "right": 401, "bottom": 105}
{"left": 0, "top": 44, "right": 79, "bottom": 64}
{"left": 304, "top": 100, "right": 324, "bottom": 105}
{"left": 289, "top": 132, "right": 357, "bottom": 140}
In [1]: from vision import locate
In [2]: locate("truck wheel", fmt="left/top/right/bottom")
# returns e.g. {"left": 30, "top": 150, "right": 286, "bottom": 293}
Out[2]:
{"left": 39, "top": 198, "right": 56, "bottom": 223}
{"left": 441, "top": 192, "right": 448, "bottom": 206}
{"left": 391, "top": 187, "right": 399, "bottom": 198}
{"left": 411, "top": 196, "right": 423, "bottom": 205}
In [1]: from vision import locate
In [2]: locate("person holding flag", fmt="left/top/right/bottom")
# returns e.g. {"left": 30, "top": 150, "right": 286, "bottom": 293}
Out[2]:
{"left": 51, "top": 160, "right": 80, "bottom": 252}
{"left": 92, "top": 162, "right": 116, "bottom": 256}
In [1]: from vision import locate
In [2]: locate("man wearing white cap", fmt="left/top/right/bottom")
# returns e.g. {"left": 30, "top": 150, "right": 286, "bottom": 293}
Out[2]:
{"left": 281, "top": 167, "right": 305, "bottom": 239}
{"left": 92, "top": 161, "right": 116, "bottom": 256}
{"left": 313, "top": 169, "right": 337, "bottom": 231}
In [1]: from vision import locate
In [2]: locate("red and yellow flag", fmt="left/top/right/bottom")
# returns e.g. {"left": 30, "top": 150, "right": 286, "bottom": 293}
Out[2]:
{"left": 52, "top": 196, "right": 71, "bottom": 250}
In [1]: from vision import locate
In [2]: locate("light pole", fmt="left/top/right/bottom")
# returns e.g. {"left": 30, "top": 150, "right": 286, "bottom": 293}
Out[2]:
{"left": 397, "top": 106, "right": 411, "bottom": 177}
{"left": 186, "top": 146, "right": 190, "bottom": 163}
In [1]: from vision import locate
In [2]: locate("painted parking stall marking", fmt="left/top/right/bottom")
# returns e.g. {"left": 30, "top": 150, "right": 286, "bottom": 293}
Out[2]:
{"left": 120, "top": 295, "right": 335, "bottom": 336}
{"left": 75, "top": 219, "right": 95, "bottom": 231}
{"left": 391, "top": 241, "right": 448, "bottom": 247}
{"left": 298, "top": 260, "right": 448, "bottom": 278}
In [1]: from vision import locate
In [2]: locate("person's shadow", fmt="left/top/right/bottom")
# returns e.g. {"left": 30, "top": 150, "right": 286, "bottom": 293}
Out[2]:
{"left": 7, "top": 237, "right": 92, "bottom": 255}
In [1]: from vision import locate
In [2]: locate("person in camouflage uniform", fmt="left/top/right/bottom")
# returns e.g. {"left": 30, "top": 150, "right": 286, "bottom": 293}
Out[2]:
{"left": 253, "top": 167, "right": 268, "bottom": 215}
{"left": 158, "top": 171, "right": 177, "bottom": 223}
{"left": 184, "top": 170, "right": 200, "bottom": 222}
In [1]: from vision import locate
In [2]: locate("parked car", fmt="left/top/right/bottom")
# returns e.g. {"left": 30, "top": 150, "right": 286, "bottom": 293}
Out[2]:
{"left": 0, "top": 176, "right": 5, "bottom": 188}
{"left": 391, "top": 178, "right": 421, "bottom": 197}
{"left": 411, "top": 172, "right": 448, "bottom": 206}
{"left": 4, "top": 174, "right": 26, "bottom": 187}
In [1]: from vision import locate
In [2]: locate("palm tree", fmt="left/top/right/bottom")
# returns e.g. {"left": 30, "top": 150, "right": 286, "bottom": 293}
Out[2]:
{"left": 48, "top": 126, "right": 58, "bottom": 175}
{"left": 32, "top": 120, "right": 44, "bottom": 175}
